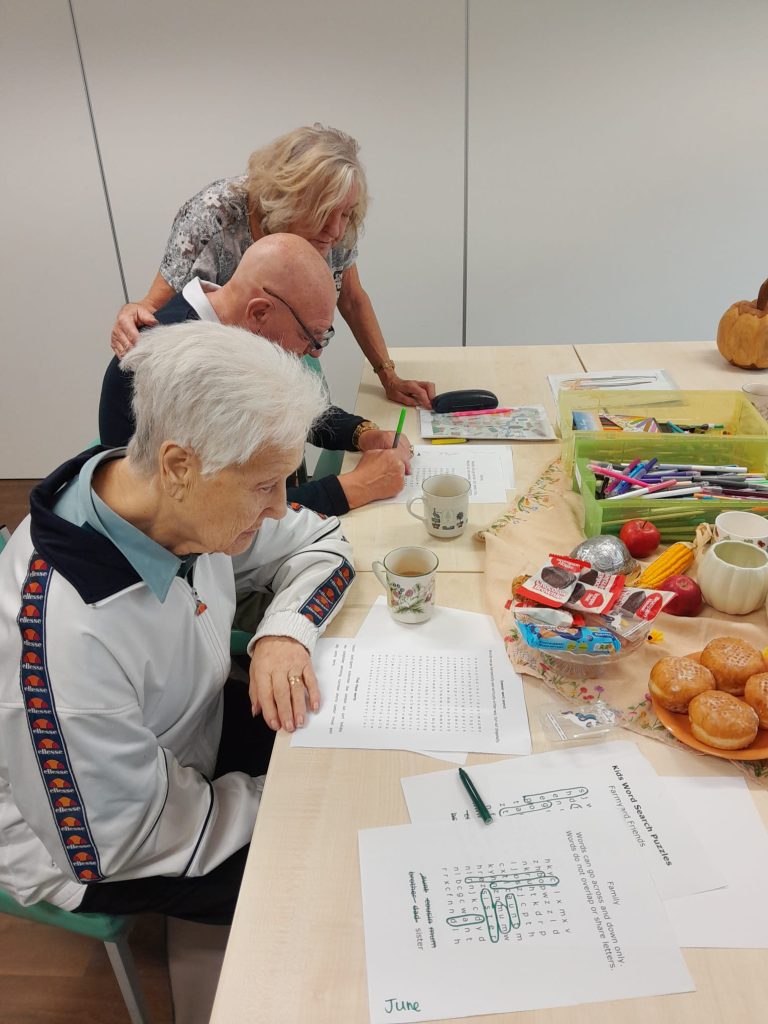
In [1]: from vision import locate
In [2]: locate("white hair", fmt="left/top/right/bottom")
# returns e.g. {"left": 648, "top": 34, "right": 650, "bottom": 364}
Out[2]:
{"left": 120, "top": 321, "right": 327, "bottom": 475}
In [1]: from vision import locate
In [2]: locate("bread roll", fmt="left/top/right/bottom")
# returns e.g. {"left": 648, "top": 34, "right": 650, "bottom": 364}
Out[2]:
{"left": 699, "top": 637, "right": 765, "bottom": 696}
{"left": 649, "top": 656, "right": 715, "bottom": 713}
{"left": 744, "top": 673, "right": 768, "bottom": 729}
{"left": 688, "top": 691, "right": 759, "bottom": 750}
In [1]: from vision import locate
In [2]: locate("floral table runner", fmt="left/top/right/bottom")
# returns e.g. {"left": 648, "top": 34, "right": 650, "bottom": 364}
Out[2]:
{"left": 479, "top": 457, "right": 768, "bottom": 784}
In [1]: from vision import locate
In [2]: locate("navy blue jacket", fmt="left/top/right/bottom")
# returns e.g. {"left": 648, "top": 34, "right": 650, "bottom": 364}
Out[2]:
{"left": 98, "top": 294, "right": 363, "bottom": 516}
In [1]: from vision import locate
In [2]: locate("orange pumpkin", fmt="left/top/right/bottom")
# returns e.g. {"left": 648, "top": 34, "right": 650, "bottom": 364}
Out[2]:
{"left": 717, "top": 278, "right": 768, "bottom": 369}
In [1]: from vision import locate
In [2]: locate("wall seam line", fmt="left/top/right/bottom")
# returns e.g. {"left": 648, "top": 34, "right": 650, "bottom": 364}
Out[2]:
{"left": 68, "top": 0, "right": 129, "bottom": 303}
{"left": 461, "top": 0, "right": 470, "bottom": 347}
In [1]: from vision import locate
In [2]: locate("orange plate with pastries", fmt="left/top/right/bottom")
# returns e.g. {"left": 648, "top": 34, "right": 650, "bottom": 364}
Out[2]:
{"left": 651, "top": 650, "right": 768, "bottom": 760}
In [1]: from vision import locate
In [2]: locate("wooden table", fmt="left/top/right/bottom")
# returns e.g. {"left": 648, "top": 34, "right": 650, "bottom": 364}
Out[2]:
{"left": 211, "top": 343, "right": 768, "bottom": 1024}
{"left": 576, "top": 340, "right": 767, "bottom": 390}
{"left": 338, "top": 346, "right": 578, "bottom": 571}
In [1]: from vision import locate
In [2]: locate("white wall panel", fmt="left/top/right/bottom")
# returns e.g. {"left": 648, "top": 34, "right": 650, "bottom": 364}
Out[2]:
{"left": 0, "top": 1, "right": 125, "bottom": 477}
{"left": 73, "top": 0, "right": 466, "bottom": 414}
{"left": 466, "top": 0, "right": 768, "bottom": 347}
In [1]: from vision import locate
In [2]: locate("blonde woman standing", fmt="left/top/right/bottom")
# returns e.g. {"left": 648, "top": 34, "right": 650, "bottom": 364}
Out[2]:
{"left": 110, "top": 124, "right": 435, "bottom": 408}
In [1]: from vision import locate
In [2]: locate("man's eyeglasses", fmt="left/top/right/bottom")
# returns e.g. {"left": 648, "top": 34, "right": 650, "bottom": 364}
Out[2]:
{"left": 263, "top": 287, "right": 335, "bottom": 352}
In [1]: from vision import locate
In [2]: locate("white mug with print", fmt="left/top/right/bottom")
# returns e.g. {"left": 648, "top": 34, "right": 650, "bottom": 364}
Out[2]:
{"left": 406, "top": 473, "right": 470, "bottom": 538}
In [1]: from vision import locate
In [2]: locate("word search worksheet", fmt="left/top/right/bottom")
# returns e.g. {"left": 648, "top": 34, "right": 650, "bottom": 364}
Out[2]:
{"left": 358, "top": 812, "right": 693, "bottom": 1023}
{"left": 291, "top": 639, "right": 531, "bottom": 755}
{"left": 402, "top": 741, "right": 724, "bottom": 902}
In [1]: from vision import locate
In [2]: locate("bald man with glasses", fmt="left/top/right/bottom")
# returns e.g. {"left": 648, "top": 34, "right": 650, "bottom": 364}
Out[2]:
{"left": 99, "top": 234, "right": 411, "bottom": 516}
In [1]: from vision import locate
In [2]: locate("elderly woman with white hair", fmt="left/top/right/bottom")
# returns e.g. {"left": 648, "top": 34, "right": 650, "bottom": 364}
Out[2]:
{"left": 110, "top": 123, "right": 436, "bottom": 408}
{"left": 0, "top": 321, "right": 354, "bottom": 923}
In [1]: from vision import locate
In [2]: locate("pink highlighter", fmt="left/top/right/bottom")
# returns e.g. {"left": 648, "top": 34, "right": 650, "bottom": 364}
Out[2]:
{"left": 450, "top": 407, "right": 514, "bottom": 418}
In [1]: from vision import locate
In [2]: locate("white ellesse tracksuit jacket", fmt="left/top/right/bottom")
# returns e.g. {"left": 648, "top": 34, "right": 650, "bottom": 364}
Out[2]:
{"left": 0, "top": 451, "right": 354, "bottom": 910}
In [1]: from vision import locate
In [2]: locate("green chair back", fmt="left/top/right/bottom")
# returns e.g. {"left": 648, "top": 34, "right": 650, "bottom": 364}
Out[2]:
{"left": 302, "top": 356, "right": 344, "bottom": 479}
{"left": 230, "top": 629, "right": 252, "bottom": 656}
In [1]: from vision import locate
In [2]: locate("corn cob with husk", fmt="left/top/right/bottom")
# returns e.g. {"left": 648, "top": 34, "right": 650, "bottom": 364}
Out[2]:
{"left": 636, "top": 542, "right": 695, "bottom": 588}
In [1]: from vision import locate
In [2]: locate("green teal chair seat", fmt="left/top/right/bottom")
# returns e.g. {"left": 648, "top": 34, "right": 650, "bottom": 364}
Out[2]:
{"left": 0, "top": 888, "right": 151, "bottom": 1022}
{"left": 0, "top": 887, "right": 127, "bottom": 941}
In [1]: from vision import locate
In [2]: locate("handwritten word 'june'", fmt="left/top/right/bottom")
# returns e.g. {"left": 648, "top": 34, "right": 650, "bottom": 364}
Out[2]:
{"left": 385, "top": 997, "right": 421, "bottom": 1013}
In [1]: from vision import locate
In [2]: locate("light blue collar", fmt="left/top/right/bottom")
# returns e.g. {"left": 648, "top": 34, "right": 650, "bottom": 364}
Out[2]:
{"left": 53, "top": 448, "right": 196, "bottom": 601}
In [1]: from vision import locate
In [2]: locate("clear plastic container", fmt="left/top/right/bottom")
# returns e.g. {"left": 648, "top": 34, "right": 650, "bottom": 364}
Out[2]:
{"left": 513, "top": 608, "right": 647, "bottom": 678}
{"left": 540, "top": 702, "right": 616, "bottom": 743}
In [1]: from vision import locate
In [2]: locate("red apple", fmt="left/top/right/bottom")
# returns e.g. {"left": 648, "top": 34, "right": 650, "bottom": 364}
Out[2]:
{"left": 619, "top": 519, "right": 661, "bottom": 558}
{"left": 659, "top": 575, "right": 703, "bottom": 617}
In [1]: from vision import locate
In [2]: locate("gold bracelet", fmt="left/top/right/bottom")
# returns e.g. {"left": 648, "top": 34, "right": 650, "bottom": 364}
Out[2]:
{"left": 372, "top": 358, "right": 396, "bottom": 375}
{"left": 352, "top": 420, "right": 379, "bottom": 451}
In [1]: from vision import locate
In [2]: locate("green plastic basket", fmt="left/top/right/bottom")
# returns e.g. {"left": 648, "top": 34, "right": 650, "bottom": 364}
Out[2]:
{"left": 574, "top": 433, "right": 768, "bottom": 542}
{"left": 560, "top": 389, "right": 768, "bottom": 472}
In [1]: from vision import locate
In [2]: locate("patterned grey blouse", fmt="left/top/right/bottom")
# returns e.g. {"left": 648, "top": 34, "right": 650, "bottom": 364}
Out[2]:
{"left": 158, "top": 176, "right": 357, "bottom": 295}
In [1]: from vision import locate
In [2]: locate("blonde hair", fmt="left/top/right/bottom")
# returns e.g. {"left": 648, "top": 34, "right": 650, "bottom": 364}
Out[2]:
{"left": 240, "top": 124, "right": 368, "bottom": 249}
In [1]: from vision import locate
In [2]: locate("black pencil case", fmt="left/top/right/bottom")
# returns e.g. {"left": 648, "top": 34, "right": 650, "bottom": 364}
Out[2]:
{"left": 431, "top": 389, "right": 498, "bottom": 414}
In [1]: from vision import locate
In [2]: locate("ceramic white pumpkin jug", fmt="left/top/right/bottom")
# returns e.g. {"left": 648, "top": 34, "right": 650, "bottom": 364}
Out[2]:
{"left": 698, "top": 540, "right": 768, "bottom": 615}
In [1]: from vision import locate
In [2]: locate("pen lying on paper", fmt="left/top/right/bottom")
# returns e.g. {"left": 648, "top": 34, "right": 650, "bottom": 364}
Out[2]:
{"left": 559, "top": 376, "right": 658, "bottom": 388}
{"left": 448, "top": 408, "right": 514, "bottom": 418}
{"left": 458, "top": 768, "right": 493, "bottom": 824}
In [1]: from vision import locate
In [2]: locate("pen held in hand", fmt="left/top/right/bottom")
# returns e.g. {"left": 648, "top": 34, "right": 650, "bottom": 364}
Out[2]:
{"left": 458, "top": 768, "right": 493, "bottom": 824}
{"left": 392, "top": 407, "right": 407, "bottom": 449}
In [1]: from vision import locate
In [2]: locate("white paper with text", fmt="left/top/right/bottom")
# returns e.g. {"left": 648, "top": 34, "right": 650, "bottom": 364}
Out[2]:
{"left": 292, "top": 639, "right": 531, "bottom": 755}
{"left": 358, "top": 813, "right": 693, "bottom": 1023}
{"left": 402, "top": 742, "right": 724, "bottom": 901}
{"left": 379, "top": 445, "right": 514, "bottom": 504}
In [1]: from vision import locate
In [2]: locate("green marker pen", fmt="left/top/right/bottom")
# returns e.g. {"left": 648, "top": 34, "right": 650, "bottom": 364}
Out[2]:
{"left": 392, "top": 407, "right": 407, "bottom": 449}
{"left": 459, "top": 768, "right": 493, "bottom": 824}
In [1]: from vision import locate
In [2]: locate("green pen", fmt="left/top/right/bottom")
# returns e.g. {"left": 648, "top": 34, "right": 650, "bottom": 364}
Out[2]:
{"left": 458, "top": 768, "right": 493, "bottom": 824}
{"left": 392, "top": 407, "right": 407, "bottom": 449}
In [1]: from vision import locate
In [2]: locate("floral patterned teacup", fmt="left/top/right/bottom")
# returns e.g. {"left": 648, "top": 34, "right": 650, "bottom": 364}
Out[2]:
{"left": 406, "top": 473, "right": 470, "bottom": 538}
{"left": 371, "top": 546, "right": 439, "bottom": 623}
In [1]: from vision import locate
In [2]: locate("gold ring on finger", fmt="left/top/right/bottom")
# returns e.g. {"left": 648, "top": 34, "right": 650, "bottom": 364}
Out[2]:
{"left": 288, "top": 675, "right": 302, "bottom": 688}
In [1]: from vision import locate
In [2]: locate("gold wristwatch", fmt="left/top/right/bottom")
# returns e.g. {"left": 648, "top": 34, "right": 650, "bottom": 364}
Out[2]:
{"left": 372, "top": 358, "right": 396, "bottom": 375}
{"left": 352, "top": 420, "right": 379, "bottom": 451}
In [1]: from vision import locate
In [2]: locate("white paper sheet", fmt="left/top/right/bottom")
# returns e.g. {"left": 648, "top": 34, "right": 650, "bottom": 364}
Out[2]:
{"left": 291, "top": 638, "right": 532, "bottom": 755}
{"left": 355, "top": 601, "right": 506, "bottom": 765}
{"left": 358, "top": 813, "right": 694, "bottom": 1023}
{"left": 378, "top": 445, "right": 514, "bottom": 504}
{"left": 547, "top": 368, "right": 678, "bottom": 424}
{"left": 408, "top": 749, "right": 467, "bottom": 766}
{"left": 402, "top": 741, "right": 724, "bottom": 902}
{"left": 353, "top": 602, "right": 525, "bottom": 765}
{"left": 664, "top": 776, "right": 768, "bottom": 948}
{"left": 356, "top": 597, "right": 504, "bottom": 652}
